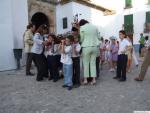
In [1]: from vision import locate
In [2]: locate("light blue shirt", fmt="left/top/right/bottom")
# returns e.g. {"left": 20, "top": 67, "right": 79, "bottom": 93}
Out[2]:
{"left": 31, "top": 33, "right": 44, "bottom": 54}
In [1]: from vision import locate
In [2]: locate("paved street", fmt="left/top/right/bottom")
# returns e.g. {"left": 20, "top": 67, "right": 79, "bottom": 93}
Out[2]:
{"left": 0, "top": 62, "right": 150, "bottom": 113}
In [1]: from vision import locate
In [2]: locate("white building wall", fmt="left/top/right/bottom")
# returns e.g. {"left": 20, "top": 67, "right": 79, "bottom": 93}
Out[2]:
{"left": 56, "top": 2, "right": 74, "bottom": 34}
{"left": 56, "top": 0, "right": 150, "bottom": 45}
{"left": 0, "top": 0, "right": 28, "bottom": 71}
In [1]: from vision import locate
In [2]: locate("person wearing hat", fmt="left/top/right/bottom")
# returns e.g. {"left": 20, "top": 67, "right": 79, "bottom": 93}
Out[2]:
{"left": 109, "top": 36, "right": 119, "bottom": 72}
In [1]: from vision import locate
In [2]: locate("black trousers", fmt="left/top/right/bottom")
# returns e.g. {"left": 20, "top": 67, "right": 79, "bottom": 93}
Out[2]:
{"left": 34, "top": 53, "right": 48, "bottom": 81}
{"left": 96, "top": 56, "right": 100, "bottom": 78}
{"left": 117, "top": 54, "right": 128, "bottom": 80}
{"left": 72, "top": 57, "right": 80, "bottom": 85}
{"left": 26, "top": 53, "right": 36, "bottom": 74}
{"left": 47, "top": 55, "right": 59, "bottom": 81}
{"left": 139, "top": 44, "right": 144, "bottom": 55}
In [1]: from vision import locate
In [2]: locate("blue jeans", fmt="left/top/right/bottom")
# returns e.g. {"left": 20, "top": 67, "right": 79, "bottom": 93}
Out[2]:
{"left": 63, "top": 64, "right": 73, "bottom": 86}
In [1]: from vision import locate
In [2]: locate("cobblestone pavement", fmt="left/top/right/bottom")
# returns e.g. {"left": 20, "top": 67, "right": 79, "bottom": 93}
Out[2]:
{"left": 0, "top": 63, "right": 150, "bottom": 113}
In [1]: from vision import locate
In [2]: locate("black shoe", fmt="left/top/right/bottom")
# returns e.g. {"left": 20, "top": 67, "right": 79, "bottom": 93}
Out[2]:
{"left": 62, "top": 85, "right": 68, "bottom": 88}
{"left": 73, "top": 84, "right": 80, "bottom": 88}
{"left": 118, "top": 79, "right": 126, "bottom": 82}
{"left": 68, "top": 86, "right": 73, "bottom": 91}
{"left": 53, "top": 79, "right": 58, "bottom": 82}
{"left": 44, "top": 75, "right": 49, "bottom": 78}
{"left": 26, "top": 72, "right": 35, "bottom": 76}
{"left": 59, "top": 75, "right": 64, "bottom": 79}
{"left": 36, "top": 78, "right": 44, "bottom": 82}
{"left": 48, "top": 77, "right": 53, "bottom": 81}
{"left": 113, "top": 76, "right": 120, "bottom": 79}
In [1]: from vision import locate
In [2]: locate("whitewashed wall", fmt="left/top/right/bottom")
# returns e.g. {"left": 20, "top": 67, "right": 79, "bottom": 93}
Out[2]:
{"left": 56, "top": 2, "right": 74, "bottom": 34}
{"left": 0, "top": 0, "right": 28, "bottom": 71}
{"left": 56, "top": 0, "right": 150, "bottom": 45}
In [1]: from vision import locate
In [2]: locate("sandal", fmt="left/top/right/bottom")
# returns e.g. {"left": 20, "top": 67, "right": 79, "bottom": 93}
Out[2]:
{"left": 134, "top": 77, "right": 143, "bottom": 81}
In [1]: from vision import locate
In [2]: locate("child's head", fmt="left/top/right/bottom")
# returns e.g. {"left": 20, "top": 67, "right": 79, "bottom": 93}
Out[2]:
{"left": 74, "top": 36, "right": 79, "bottom": 43}
{"left": 65, "top": 35, "right": 73, "bottom": 46}
{"left": 111, "top": 39, "right": 116, "bottom": 44}
{"left": 119, "top": 30, "right": 126, "bottom": 40}
{"left": 48, "top": 34, "right": 56, "bottom": 43}
{"left": 110, "top": 36, "right": 116, "bottom": 44}
{"left": 105, "top": 39, "right": 109, "bottom": 44}
{"left": 43, "top": 25, "right": 49, "bottom": 34}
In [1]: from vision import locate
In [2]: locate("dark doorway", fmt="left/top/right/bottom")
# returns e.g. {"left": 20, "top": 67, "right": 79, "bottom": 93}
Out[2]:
{"left": 31, "top": 12, "right": 49, "bottom": 27}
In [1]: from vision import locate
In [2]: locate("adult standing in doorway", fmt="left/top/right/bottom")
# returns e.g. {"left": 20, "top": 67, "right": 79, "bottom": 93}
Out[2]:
{"left": 79, "top": 19, "right": 100, "bottom": 85}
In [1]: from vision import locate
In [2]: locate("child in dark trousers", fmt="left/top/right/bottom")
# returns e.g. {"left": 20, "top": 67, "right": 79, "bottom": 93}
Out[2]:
{"left": 113, "top": 30, "right": 130, "bottom": 82}
{"left": 72, "top": 36, "right": 81, "bottom": 88}
{"left": 46, "top": 34, "right": 60, "bottom": 82}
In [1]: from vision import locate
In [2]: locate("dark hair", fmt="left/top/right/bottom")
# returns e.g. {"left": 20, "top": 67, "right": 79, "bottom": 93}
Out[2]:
{"left": 48, "top": 34, "right": 56, "bottom": 39}
{"left": 119, "top": 30, "right": 126, "bottom": 38}
{"left": 35, "top": 24, "right": 46, "bottom": 32}
{"left": 48, "top": 34, "right": 57, "bottom": 44}
{"left": 27, "top": 23, "right": 33, "bottom": 29}
{"left": 140, "top": 33, "right": 143, "bottom": 36}
{"left": 105, "top": 39, "right": 108, "bottom": 42}
{"left": 79, "top": 19, "right": 89, "bottom": 26}
{"left": 66, "top": 35, "right": 74, "bottom": 42}
{"left": 145, "top": 36, "right": 149, "bottom": 41}
{"left": 72, "top": 27, "right": 78, "bottom": 32}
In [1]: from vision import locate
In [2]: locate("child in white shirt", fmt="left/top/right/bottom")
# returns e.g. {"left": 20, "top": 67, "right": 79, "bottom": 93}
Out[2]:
{"left": 60, "top": 35, "right": 73, "bottom": 90}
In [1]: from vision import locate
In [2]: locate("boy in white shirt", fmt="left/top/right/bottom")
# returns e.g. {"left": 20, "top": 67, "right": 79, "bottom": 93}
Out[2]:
{"left": 60, "top": 35, "right": 73, "bottom": 90}
{"left": 113, "top": 30, "right": 130, "bottom": 82}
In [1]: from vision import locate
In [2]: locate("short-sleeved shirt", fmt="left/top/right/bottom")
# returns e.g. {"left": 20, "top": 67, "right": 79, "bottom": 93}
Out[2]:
{"left": 139, "top": 36, "right": 145, "bottom": 45}
{"left": 72, "top": 42, "right": 81, "bottom": 58}
{"left": 31, "top": 33, "right": 44, "bottom": 54}
{"left": 118, "top": 38, "right": 130, "bottom": 55}
{"left": 61, "top": 45, "right": 72, "bottom": 65}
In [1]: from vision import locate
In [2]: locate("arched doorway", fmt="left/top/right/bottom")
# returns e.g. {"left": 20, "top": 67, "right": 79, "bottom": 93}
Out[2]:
{"left": 31, "top": 12, "right": 49, "bottom": 27}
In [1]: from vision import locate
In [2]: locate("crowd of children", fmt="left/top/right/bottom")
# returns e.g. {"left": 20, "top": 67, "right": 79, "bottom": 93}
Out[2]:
{"left": 24, "top": 22, "right": 141, "bottom": 91}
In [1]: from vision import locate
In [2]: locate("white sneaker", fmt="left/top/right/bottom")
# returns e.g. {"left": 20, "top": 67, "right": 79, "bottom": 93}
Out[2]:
{"left": 109, "top": 68, "right": 115, "bottom": 72}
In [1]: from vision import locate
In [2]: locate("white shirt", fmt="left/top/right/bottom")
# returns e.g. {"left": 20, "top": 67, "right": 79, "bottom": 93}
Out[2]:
{"left": 61, "top": 45, "right": 72, "bottom": 65}
{"left": 45, "top": 44, "right": 60, "bottom": 56}
{"left": 118, "top": 38, "right": 130, "bottom": 55}
{"left": 72, "top": 42, "right": 81, "bottom": 58}
{"left": 31, "top": 33, "right": 44, "bottom": 54}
